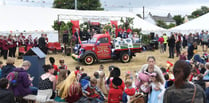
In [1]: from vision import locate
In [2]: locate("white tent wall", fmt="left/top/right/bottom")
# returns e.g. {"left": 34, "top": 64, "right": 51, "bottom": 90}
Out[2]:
{"left": 0, "top": 6, "right": 165, "bottom": 41}
{"left": 133, "top": 16, "right": 166, "bottom": 35}
{"left": 169, "top": 13, "right": 209, "bottom": 34}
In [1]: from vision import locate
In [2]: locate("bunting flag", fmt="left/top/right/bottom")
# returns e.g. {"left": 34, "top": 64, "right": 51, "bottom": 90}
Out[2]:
{"left": 110, "top": 20, "right": 118, "bottom": 37}
{"left": 71, "top": 20, "right": 79, "bottom": 35}
{"left": 71, "top": 20, "right": 81, "bottom": 43}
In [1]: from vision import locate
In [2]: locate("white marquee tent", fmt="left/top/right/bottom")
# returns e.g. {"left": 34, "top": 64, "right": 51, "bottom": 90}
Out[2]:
{"left": 0, "top": 6, "right": 165, "bottom": 41}
{"left": 0, "top": 6, "right": 165, "bottom": 32}
{"left": 169, "top": 13, "right": 209, "bottom": 33}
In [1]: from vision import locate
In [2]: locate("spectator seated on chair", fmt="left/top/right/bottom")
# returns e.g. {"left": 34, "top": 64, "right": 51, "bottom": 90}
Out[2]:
{"left": 38, "top": 64, "right": 56, "bottom": 100}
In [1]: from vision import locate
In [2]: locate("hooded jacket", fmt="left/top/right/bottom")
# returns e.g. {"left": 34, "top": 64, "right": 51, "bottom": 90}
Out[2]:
{"left": 1, "top": 64, "right": 16, "bottom": 78}
{"left": 9, "top": 68, "right": 32, "bottom": 97}
{"left": 0, "top": 88, "right": 15, "bottom": 103}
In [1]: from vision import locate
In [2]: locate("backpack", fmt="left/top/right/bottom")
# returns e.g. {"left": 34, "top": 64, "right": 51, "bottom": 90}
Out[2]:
{"left": 6, "top": 71, "right": 19, "bottom": 87}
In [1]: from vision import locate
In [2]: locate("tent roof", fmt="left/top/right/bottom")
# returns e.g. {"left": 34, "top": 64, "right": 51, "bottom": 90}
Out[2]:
{"left": 169, "top": 13, "right": 209, "bottom": 32}
{"left": 0, "top": 6, "right": 165, "bottom": 33}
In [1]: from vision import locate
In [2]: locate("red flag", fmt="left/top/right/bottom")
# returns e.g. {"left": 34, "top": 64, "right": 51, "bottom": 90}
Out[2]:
{"left": 71, "top": 20, "right": 81, "bottom": 44}
{"left": 71, "top": 20, "right": 79, "bottom": 34}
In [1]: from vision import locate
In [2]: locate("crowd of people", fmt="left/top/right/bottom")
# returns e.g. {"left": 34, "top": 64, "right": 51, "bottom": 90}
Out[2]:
{"left": 153, "top": 31, "right": 209, "bottom": 60}
{"left": 0, "top": 54, "right": 208, "bottom": 103}
{"left": 0, "top": 33, "right": 49, "bottom": 60}
{"left": 1, "top": 27, "right": 209, "bottom": 103}
{"left": 73, "top": 25, "right": 137, "bottom": 44}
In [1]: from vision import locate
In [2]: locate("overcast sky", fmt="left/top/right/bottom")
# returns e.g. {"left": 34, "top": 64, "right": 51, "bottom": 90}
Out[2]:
{"left": 1, "top": 0, "right": 209, "bottom": 16}
{"left": 101, "top": 0, "right": 209, "bottom": 16}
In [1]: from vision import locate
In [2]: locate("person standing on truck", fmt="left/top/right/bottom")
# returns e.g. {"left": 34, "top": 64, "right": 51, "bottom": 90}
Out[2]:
{"left": 79, "top": 28, "right": 85, "bottom": 41}
{"left": 74, "top": 28, "right": 80, "bottom": 44}
{"left": 86, "top": 29, "right": 91, "bottom": 41}
{"left": 91, "top": 29, "right": 96, "bottom": 38}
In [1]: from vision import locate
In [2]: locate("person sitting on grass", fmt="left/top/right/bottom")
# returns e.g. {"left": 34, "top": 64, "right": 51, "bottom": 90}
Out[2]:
{"left": 97, "top": 71, "right": 108, "bottom": 96}
{"left": 0, "top": 61, "right": 3, "bottom": 78}
{"left": 203, "top": 62, "right": 209, "bottom": 80}
{"left": 56, "top": 71, "right": 82, "bottom": 103}
{"left": 108, "top": 77, "right": 123, "bottom": 103}
{"left": 59, "top": 59, "right": 67, "bottom": 70}
{"left": 82, "top": 77, "right": 106, "bottom": 103}
{"left": 1, "top": 57, "right": 16, "bottom": 78}
{"left": 124, "top": 79, "right": 136, "bottom": 102}
{"left": 38, "top": 64, "right": 56, "bottom": 99}
{"left": 9, "top": 61, "right": 37, "bottom": 103}
{"left": 98, "top": 64, "right": 104, "bottom": 75}
{"left": 49, "top": 57, "right": 58, "bottom": 75}
{"left": 0, "top": 78, "right": 15, "bottom": 103}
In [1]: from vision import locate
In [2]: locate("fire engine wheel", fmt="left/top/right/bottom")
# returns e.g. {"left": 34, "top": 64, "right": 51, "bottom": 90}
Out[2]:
{"left": 84, "top": 54, "right": 95, "bottom": 65}
{"left": 120, "top": 52, "right": 131, "bottom": 63}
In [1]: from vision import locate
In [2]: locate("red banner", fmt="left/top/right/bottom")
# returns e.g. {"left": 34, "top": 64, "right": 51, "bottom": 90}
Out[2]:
{"left": 110, "top": 20, "right": 118, "bottom": 37}
{"left": 71, "top": 20, "right": 79, "bottom": 35}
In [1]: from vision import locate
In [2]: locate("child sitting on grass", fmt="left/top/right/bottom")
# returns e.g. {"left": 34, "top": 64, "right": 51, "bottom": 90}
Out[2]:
{"left": 124, "top": 79, "right": 136, "bottom": 102}
{"left": 203, "top": 62, "right": 209, "bottom": 80}
{"left": 82, "top": 77, "right": 106, "bottom": 102}
{"left": 108, "top": 77, "right": 123, "bottom": 103}
{"left": 0, "top": 78, "right": 15, "bottom": 103}
{"left": 59, "top": 59, "right": 67, "bottom": 70}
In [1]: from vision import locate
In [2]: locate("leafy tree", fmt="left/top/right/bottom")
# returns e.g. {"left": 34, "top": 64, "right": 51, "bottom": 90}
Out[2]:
{"left": 52, "top": 21, "right": 75, "bottom": 55}
{"left": 119, "top": 17, "right": 134, "bottom": 29}
{"left": 53, "top": 0, "right": 103, "bottom": 10}
{"left": 52, "top": 20, "right": 66, "bottom": 42}
{"left": 156, "top": 20, "right": 175, "bottom": 29}
{"left": 173, "top": 15, "right": 183, "bottom": 25}
{"left": 190, "top": 6, "right": 209, "bottom": 18}
{"left": 168, "top": 23, "right": 176, "bottom": 29}
{"left": 156, "top": 20, "right": 167, "bottom": 29}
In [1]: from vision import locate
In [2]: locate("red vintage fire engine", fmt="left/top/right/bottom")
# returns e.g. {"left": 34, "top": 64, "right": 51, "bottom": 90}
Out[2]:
{"left": 72, "top": 34, "right": 142, "bottom": 65}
